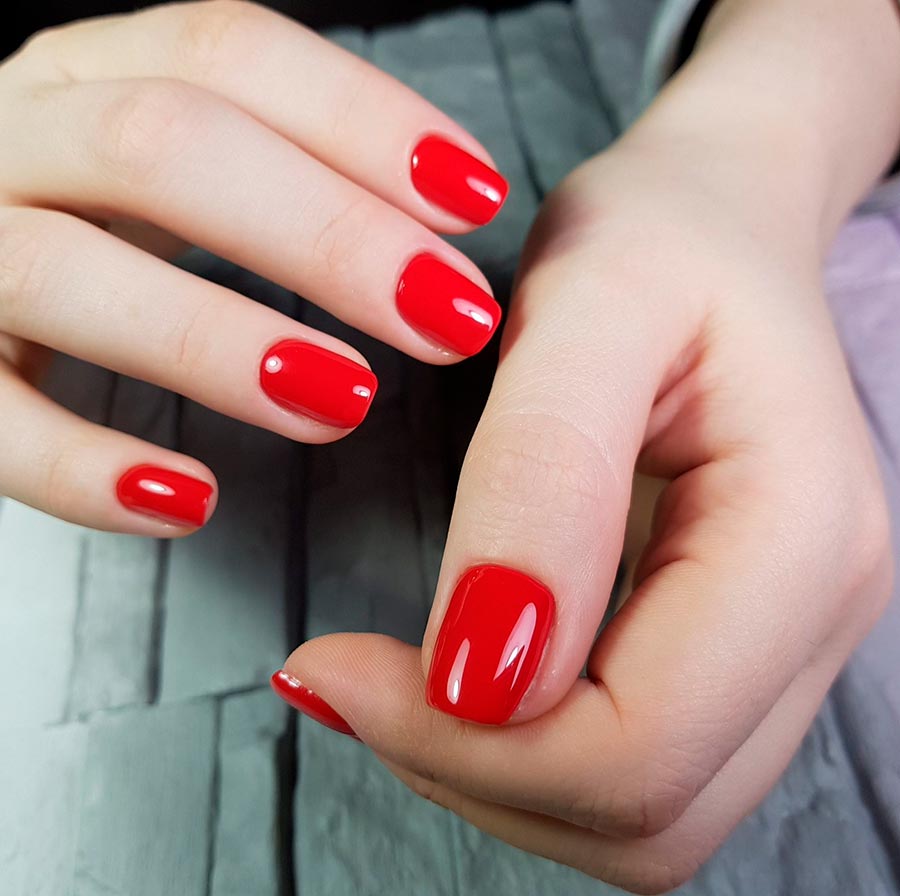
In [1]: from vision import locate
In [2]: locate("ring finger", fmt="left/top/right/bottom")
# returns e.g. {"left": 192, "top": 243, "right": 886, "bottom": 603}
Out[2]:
{"left": 0, "top": 206, "right": 384, "bottom": 440}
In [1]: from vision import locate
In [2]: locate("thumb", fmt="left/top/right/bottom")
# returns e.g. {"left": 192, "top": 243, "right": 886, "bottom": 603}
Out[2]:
{"left": 420, "top": 241, "right": 692, "bottom": 725}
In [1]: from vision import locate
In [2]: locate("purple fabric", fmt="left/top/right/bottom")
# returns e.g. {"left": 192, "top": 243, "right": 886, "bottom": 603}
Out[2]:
{"left": 680, "top": 201, "right": 900, "bottom": 896}
{"left": 824, "top": 210, "right": 900, "bottom": 887}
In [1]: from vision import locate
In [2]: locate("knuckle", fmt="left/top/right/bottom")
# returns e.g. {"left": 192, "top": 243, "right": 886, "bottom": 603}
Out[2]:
{"left": 632, "top": 763, "right": 698, "bottom": 837}
{"left": 307, "top": 196, "right": 372, "bottom": 285}
{"left": 174, "top": 0, "right": 265, "bottom": 77}
{"left": 851, "top": 488, "right": 892, "bottom": 579}
{"left": 566, "top": 776, "right": 649, "bottom": 838}
{"left": 15, "top": 23, "right": 68, "bottom": 62}
{"left": 169, "top": 295, "right": 218, "bottom": 376}
{"left": 328, "top": 62, "right": 379, "bottom": 144}
{"left": 9, "top": 23, "right": 82, "bottom": 82}
{"left": 571, "top": 759, "right": 695, "bottom": 839}
{"left": 464, "top": 412, "right": 617, "bottom": 531}
{"left": 92, "top": 80, "right": 199, "bottom": 189}
{"left": 41, "top": 434, "right": 89, "bottom": 520}
{"left": 803, "top": 449, "right": 895, "bottom": 624}
{"left": 629, "top": 723, "right": 713, "bottom": 836}
{"left": 846, "top": 486, "right": 894, "bottom": 623}
{"left": 0, "top": 209, "right": 54, "bottom": 328}
{"left": 570, "top": 714, "right": 711, "bottom": 839}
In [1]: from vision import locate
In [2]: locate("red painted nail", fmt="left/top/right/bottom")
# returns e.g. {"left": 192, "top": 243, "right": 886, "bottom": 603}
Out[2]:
{"left": 397, "top": 254, "right": 501, "bottom": 356}
{"left": 411, "top": 135, "right": 509, "bottom": 226}
{"left": 260, "top": 340, "right": 377, "bottom": 429}
{"left": 270, "top": 670, "right": 359, "bottom": 739}
{"left": 426, "top": 565, "right": 555, "bottom": 725}
{"left": 116, "top": 465, "right": 213, "bottom": 527}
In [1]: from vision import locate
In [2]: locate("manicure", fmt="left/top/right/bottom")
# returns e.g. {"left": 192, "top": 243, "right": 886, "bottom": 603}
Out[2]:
{"left": 411, "top": 135, "right": 509, "bottom": 226}
{"left": 260, "top": 340, "right": 377, "bottom": 429}
{"left": 270, "top": 670, "right": 359, "bottom": 739}
{"left": 397, "top": 254, "right": 501, "bottom": 356}
{"left": 116, "top": 465, "right": 213, "bottom": 527}
{"left": 426, "top": 564, "right": 555, "bottom": 725}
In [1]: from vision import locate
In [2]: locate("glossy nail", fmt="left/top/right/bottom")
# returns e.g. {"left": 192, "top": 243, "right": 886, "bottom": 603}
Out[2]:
{"left": 270, "top": 670, "right": 359, "bottom": 739}
{"left": 411, "top": 135, "right": 509, "bottom": 226}
{"left": 397, "top": 254, "right": 501, "bottom": 356}
{"left": 116, "top": 465, "right": 213, "bottom": 527}
{"left": 426, "top": 564, "right": 555, "bottom": 725}
{"left": 260, "top": 340, "right": 377, "bottom": 429}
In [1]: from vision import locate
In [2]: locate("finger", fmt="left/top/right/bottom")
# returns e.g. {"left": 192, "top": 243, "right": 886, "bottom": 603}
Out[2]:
{"left": 0, "top": 360, "right": 217, "bottom": 534}
{"left": 415, "top": 236, "right": 700, "bottom": 725}
{"left": 3, "top": 78, "right": 501, "bottom": 363}
{"left": 11, "top": 0, "right": 508, "bottom": 231}
{"left": 279, "top": 566, "right": 859, "bottom": 849}
{"left": 279, "top": 439, "right": 882, "bottom": 840}
{"left": 374, "top": 649, "right": 843, "bottom": 895}
{"left": 0, "top": 206, "right": 379, "bottom": 441}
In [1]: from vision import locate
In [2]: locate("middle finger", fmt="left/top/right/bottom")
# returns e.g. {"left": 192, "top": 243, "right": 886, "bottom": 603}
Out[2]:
{"left": 2, "top": 78, "right": 502, "bottom": 362}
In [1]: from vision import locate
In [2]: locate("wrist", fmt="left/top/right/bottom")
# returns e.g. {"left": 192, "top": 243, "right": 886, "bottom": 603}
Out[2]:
{"left": 613, "top": 91, "right": 831, "bottom": 268}
{"left": 629, "top": 0, "right": 900, "bottom": 256}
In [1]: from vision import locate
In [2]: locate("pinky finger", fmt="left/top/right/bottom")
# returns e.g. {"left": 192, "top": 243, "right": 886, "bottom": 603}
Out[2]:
{"left": 0, "top": 362, "right": 217, "bottom": 535}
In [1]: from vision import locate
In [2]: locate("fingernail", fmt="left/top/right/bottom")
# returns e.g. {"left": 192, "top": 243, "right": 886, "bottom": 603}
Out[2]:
{"left": 426, "top": 564, "right": 555, "bottom": 725}
{"left": 270, "top": 670, "right": 359, "bottom": 739}
{"left": 260, "top": 340, "right": 377, "bottom": 429}
{"left": 397, "top": 254, "right": 501, "bottom": 356}
{"left": 411, "top": 135, "right": 509, "bottom": 226}
{"left": 116, "top": 465, "right": 213, "bottom": 527}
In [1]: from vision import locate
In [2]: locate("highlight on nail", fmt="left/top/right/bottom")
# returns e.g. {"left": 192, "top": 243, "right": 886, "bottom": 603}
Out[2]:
{"left": 116, "top": 465, "right": 213, "bottom": 527}
{"left": 396, "top": 254, "right": 501, "bottom": 356}
{"left": 426, "top": 564, "right": 555, "bottom": 725}
{"left": 259, "top": 340, "right": 378, "bottom": 429}
{"left": 270, "top": 669, "right": 359, "bottom": 739}
{"left": 411, "top": 135, "right": 509, "bottom": 226}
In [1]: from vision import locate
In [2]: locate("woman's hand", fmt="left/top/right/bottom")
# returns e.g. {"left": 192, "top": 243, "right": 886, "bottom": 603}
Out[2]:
{"left": 0, "top": 0, "right": 506, "bottom": 534}
{"left": 276, "top": 0, "right": 900, "bottom": 890}
{"left": 280, "top": 145, "right": 894, "bottom": 893}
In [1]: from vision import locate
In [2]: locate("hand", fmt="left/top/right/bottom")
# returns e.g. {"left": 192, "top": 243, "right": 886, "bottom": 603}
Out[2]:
{"left": 0, "top": 0, "right": 506, "bottom": 534}
{"left": 276, "top": 118, "right": 894, "bottom": 892}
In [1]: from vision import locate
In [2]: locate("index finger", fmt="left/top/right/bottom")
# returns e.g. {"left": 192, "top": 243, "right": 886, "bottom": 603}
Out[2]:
{"left": 12, "top": 0, "right": 508, "bottom": 231}
{"left": 276, "top": 449, "right": 875, "bottom": 839}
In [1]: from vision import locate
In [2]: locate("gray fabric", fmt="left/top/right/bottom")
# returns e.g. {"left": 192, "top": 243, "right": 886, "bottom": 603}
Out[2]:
{"left": 638, "top": 0, "right": 701, "bottom": 111}
{"left": 1, "top": 2, "right": 899, "bottom": 894}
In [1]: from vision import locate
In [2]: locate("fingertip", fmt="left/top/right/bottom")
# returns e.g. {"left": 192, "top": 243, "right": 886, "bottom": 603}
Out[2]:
{"left": 270, "top": 668, "right": 360, "bottom": 739}
{"left": 282, "top": 632, "right": 428, "bottom": 743}
{"left": 396, "top": 253, "right": 503, "bottom": 360}
{"left": 410, "top": 133, "right": 509, "bottom": 229}
{"left": 114, "top": 463, "right": 217, "bottom": 531}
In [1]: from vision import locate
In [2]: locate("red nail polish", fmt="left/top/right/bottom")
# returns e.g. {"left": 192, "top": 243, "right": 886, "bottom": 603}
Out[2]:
{"left": 426, "top": 565, "right": 554, "bottom": 725}
{"left": 397, "top": 254, "right": 501, "bottom": 356}
{"left": 411, "top": 136, "right": 509, "bottom": 226}
{"left": 116, "top": 465, "right": 213, "bottom": 527}
{"left": 270, "top": 670, "right": 359, "bottom": 739}
{"left": 260, "top": 340, "right": 377, "bottom": 429}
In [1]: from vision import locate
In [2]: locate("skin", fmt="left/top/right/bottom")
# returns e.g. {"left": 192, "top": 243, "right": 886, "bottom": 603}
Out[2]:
{"left": 282, "top": 0, "right": 900, "bottom": 892}
{"left": 2, "top": 0, "right": 899, "bottom": 891}
{"left": 0, "top": 0, "right": 498, "bottom": 534}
